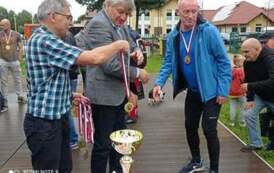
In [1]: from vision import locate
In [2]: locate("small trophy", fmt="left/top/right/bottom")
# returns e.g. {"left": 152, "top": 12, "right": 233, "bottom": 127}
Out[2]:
{"left": 110, "top": 129, "right": 144, "bottom": 173}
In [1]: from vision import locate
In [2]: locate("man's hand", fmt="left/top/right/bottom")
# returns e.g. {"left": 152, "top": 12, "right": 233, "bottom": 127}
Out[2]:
{"left": 139, "top": 69, "right": 149, "bottom": 83}
{"left": 244, "top": 101, "right": 256, "bottom": 110}
{"left": 114, "top": 40, "right": 129, "bottom": 52}
{"left": 241, "top": 83, "right": 248, "bottom": 93}
{"left": 216, "top": 96, "right": 227, "bottom": 105}
{"left": 128, "top": 92, "right": 138, "bottom": 107}
{"left": 130, "top": 50, "right": 144, "bottom": 65}
{"left": 152, "top": 85, "right": 162, "bottom": 102}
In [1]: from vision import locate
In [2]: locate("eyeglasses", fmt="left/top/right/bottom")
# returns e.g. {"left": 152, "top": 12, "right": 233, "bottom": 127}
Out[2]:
{"left": 54, "top": 12, "right": 73, "bottom": 21}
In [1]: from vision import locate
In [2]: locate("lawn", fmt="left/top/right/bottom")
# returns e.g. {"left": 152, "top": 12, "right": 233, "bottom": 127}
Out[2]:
{"left": 146, "top": 52, "right": 274, "bottom": 168}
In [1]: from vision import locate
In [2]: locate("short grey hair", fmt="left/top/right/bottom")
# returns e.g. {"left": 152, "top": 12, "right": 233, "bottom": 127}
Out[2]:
{"left": 37, "top": 0, "right": 71, "bottom": 21}
{"left": 104, "top": 0, "right": 136, "bottom": 12}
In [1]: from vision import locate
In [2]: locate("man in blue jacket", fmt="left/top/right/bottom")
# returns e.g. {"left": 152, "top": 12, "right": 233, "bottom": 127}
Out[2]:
{"left": 152, "top": 0, "right": 231, "bottom": 172}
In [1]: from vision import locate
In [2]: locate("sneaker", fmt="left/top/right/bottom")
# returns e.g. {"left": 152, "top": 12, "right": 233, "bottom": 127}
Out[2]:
{"left": 0, "top": 106, "right": 8, "bottom": 113}
{"left": 239, "top": 121, "right": 246, "bottom": 127}
{"left": 70, "top": 142, "right": 79, "bottom": 150}
{"left": 240, "top": 145, "right": 262, "bottom": 152}
{"left": 18, "top": 96, "right": 27, "bottom": 104}
{"left": 179, "top": 159, "right": 205, "bottom": 173}
{"left": 125, "top": 115, "right": 137, "bottom": 124}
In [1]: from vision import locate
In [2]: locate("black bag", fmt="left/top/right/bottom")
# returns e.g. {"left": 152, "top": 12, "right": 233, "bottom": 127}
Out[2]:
{"left": 0, "top": 91, "right": 4, "bottom": 110}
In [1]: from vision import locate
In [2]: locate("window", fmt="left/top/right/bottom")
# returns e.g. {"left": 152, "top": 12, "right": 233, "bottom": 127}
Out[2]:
{"left": 166, "top": 9, "right": 172, "bottom": 20}
{"left": 240, "top": 27, "right": 246, "bottom": 33}
{"left": 256, "top": 27, "right": 261, "bottom": 32}
{"left": 232, "top": 27, "right": 238, "bottom": 32}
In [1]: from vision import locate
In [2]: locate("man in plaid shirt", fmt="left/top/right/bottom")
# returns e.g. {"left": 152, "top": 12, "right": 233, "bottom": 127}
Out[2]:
{"left": 23, "top": 0, "right": 129, "bottom": 172}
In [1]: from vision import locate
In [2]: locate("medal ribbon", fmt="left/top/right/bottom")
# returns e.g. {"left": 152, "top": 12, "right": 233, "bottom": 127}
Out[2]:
{"left": 4, "top": 31, "right": 11, "bottom": 45}
{"left": 181, "top": 25, "right": 195, "bottom": 56}
{"left": 120, "top": 51, "right": 131, "bottom": 98}
{"left": 74, "top": 96, "right": 94, "bottom": 144}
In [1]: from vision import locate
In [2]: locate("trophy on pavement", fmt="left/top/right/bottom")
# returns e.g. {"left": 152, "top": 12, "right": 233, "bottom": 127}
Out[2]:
{"left": 110, "top": 129, "right": 144, "bottom": 173}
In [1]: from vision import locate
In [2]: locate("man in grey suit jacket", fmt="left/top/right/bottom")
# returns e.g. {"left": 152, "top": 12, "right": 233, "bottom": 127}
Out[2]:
{"left": 82, "top": 0, "right": 149, "bottom": 173}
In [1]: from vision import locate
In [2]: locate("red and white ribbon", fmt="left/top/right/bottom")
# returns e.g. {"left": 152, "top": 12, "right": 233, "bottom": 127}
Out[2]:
{"left": 120, "top": 51, "right": 130, "bottom": 98}
{"left": 74, "top": 96, "right": 94, "bottom": 144}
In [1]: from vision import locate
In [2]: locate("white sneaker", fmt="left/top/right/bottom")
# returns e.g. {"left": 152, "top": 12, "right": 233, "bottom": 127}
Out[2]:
{"left": 0, "top": 106, "right": 8, "bottom": 113}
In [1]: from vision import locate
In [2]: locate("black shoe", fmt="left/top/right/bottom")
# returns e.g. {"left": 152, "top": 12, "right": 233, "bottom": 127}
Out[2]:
{"left": 179, "top": 159, "right": 205, "bottom": 173}
{"left": 240, "top": 145, "right": 262, "bottom": 152}
{"left": 266, "top": 142, "right": 274, "bottom": 150}
{"left": 125, "top": 117, "right": 136, "bottom": 124}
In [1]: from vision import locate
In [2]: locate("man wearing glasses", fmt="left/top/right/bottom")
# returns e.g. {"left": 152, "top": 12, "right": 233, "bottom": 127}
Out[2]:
{"left": 23, "top": 0, "right": 129, "bottom": 172}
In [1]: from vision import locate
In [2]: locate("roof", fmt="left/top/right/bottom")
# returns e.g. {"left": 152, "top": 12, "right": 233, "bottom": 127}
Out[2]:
{"left": 209, "top": 1, "right": 274, "bottom": 25}
{"left": 201, "top": 10, "right": 218, "bottom": 21}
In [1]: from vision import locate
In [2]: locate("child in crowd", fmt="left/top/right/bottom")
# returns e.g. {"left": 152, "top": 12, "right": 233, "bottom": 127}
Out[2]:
{"left": 229, "top": 54, "right": 246, "bottom": 127}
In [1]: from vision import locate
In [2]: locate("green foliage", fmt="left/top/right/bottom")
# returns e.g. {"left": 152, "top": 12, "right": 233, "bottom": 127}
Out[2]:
{"left": 0, "top": 6, "right": 8, "bottom": 19}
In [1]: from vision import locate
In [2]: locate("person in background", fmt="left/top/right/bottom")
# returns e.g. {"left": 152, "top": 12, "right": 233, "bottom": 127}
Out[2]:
{"left": 63, "top": 30, "right": 79, "bottom": 150}
{"left": 23, "top": 0, "right": 129, "bottom": 172}
{"left": 152, "top": 0, "right": 231, "bottom": 172}
{"left": 82, "top": 0, "right": 149, "bottom": 172}
{"left": 0, "top": 18, "right": 27, "bottom": 113}
{"left": 240, "top": 38, "right": 274, "bottom": 152}
{"left": 229, "top": 54, "right": 246, "bottom": 127}
{"left": 257, "top": 32, "right": 274, "bottom": 150}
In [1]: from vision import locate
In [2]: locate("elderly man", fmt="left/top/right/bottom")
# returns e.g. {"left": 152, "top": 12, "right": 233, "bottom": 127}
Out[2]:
{"left": 82, "top": 0, "right": 149, "bottom": 172}
{"left": 0, "top": 18, "right": 26, "bottom": 112}
{"left": 23, "top": 0, "right": 129, "bottom": 172}
{"left": 152, "top": 0, "right": 231, "bottom": 173}
{"left": 240, "top": 38, "right": 274, "bottom": 152}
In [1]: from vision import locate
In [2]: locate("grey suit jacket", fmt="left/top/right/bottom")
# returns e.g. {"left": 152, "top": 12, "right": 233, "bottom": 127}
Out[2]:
{"left": 83, "top": 10, "right": 138, "bottom": 106}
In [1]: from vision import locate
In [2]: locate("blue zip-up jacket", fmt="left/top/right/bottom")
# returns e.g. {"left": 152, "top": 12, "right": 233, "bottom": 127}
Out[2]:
{"left": 155, "top": 17, "right": 231, "bottom": 102}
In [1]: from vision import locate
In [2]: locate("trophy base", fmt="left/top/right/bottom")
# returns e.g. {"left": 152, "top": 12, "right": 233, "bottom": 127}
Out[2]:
{"left": 120, "top": 156, "right": 134, "bottom": 173}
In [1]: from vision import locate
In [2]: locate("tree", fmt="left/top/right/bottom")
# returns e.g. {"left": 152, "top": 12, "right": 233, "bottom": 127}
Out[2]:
{"left": 75, "top": 0, "right": 166, "bottom": 30}
{"left": 17, "top": 10, "right": 32, "bottom": 33}
{"left": 0, "top": 6, "right": 9, "bottom": 20}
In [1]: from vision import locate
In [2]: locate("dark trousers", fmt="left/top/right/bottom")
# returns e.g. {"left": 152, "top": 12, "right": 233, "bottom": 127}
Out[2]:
{"left": 185, "top": 90, "right": 221, "bottom": 171}
{"left": 23, "top": 113, "right": 72, "bottom": 173}
{"left": 91, "top": 102, "right": 126, "bottom": 173}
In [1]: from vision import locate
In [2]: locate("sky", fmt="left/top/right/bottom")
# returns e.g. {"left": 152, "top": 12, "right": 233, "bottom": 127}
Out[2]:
{"left": 0, "top": 0, "right": 272, "bottom": 19}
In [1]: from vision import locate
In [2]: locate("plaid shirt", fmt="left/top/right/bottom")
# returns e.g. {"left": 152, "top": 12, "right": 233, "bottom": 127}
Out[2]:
{"left": 26, "top": 26, "right": 82, "bottom": 120}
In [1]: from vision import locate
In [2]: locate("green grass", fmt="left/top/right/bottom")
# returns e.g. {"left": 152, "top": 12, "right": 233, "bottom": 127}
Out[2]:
{"left": 147, "top": 52, "right": 274, "bottom": 168}
{"left": 145, "top": 53, "right": 163, "bottom": 74}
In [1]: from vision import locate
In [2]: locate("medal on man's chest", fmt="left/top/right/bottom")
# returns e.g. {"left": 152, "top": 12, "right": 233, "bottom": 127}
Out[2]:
{"left": 184, "top": 55, "right": 191, "bottom": 64}
{"left": 181, "top": 25, "right": 195, "bottom": 65}
{"left": 5, "top": 45, "right": 10, "bottom": 50}
{"left": 4, "top": 31, "right": 12, "bottom": 51}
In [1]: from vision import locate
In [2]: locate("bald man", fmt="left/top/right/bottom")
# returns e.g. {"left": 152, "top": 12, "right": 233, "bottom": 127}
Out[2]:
{"left": 152, "top": 0, "right": 231, "bottom": 172}
{"left": 0, "top": 18, "right": 26, "bottom": 113}
{"left": 240, "top": 38, "right": 274, "bottom": 152}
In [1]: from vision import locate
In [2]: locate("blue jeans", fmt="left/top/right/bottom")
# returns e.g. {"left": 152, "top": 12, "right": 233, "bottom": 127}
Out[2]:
{"left": 70, "top": 79, "right": 78, "bottom": 144}
{"left": 230, "top": 96, "right": 246, "bottom": 123}
{"left": 244, "top": 95, "right": 274, "bottom": 147}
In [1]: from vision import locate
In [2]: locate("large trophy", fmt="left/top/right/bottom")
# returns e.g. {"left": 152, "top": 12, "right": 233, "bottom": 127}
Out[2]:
{"left": 110, "top": 129, "right": 144, "bottom": 173}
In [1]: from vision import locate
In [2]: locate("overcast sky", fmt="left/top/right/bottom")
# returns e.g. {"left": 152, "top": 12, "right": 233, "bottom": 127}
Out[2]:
{"left": 0, "top": 0, "right": 272, "bottom": 19}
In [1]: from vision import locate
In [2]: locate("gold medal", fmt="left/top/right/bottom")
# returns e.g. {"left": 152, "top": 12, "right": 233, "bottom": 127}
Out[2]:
{"left": 124, "top": 102, "right": 134, "bottom": 113}
{"left": 5, "top": 45, "right": 10, "bottom": 50}
{"left": 184, "top": 55, "right": 191, "bottom": 64}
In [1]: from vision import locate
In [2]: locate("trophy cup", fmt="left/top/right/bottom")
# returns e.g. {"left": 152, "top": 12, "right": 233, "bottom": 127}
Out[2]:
{"left": 110, "top": 129, "right": 144, "bottom": 173}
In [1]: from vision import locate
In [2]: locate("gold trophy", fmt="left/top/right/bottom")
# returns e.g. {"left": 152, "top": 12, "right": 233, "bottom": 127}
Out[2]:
{"left": 110, "top": 129, "right": 144, "bottom": 173}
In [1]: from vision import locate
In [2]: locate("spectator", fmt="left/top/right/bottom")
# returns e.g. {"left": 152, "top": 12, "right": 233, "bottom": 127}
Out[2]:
{"left": 240, "top": 38, "right": 274, "bottom": 152}
{"left": 229, "top": 54, "right": 246, "bottom": 127}
{"left": 0, "top": 18, "right": 27, "bottom": 113}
